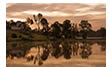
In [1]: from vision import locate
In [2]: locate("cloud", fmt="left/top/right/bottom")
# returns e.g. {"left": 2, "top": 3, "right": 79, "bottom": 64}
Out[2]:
{"left": 6, "top": 18, "right": 26, "bottom": 21}
{"left": 74, "top": 11, "right": 105, "bottom": 16}
{"left": 6, "top": 3, "right": 106, "bottom": 30}
{"left": 23, "top": 11, "right": 72, "bottom": 16}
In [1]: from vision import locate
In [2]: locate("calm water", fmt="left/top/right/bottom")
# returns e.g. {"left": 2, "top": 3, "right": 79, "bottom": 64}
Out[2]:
{"left": 6, "top": 40, "right": 106, "bottom": 67}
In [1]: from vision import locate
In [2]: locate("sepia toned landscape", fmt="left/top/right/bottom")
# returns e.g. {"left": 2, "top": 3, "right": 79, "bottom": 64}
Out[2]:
{"left": 6, "top": 3, "right": 106, "bottom": 67}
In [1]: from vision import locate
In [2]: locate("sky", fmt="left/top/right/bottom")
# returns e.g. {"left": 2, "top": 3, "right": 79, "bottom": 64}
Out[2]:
{"left": 6, "top": 3, "right": 106, "bottom": 30}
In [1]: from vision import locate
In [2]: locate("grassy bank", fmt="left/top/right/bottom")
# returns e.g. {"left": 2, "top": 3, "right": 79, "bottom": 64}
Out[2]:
{"left": 6, "top": 30, "right": 48, "bottom": 41}
{"left": 6, "top": 30, "right": 106, "bottom": 42}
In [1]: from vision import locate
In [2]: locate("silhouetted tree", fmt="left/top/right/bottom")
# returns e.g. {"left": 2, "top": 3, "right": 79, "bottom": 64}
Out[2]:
{"left": 33, "top": 13, "right": 43, "bottom": 31}
{"left": 62, "top": 19, "right": 71, "bottom": 38}
{"left": 87, "top": 29, "right": 96, "bottom": 37}
{"left": 41, "top": 18, "right": 49, "bottom": 34}
{"left": 71, "top": 23, "right": 79, "bottom": 38}
{"left": 51, "top": 21, "right": 62, "bottom": 38}
{"left": 79, "top": 20, "right": 92, "bottom": 39}
{"left": 96, "top": 27, "right": 106, "bottom": 37}
{"left": 6, "top": 20, "right": 11, "bottom": 29}
{"left": 10, "top": 19, "right": 15, "bottom": 23}
{"left": 26, "top": 17, "right": 32, "bottom": 24}
{"left": 11, "top": 33, "right": 17, "bottom": 38}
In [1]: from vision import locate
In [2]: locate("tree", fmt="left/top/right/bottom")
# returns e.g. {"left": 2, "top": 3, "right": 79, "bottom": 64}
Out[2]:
{"left": 26, "top": 17, "right": 32, "bottom": 24}
{"left": 6, "top": 20, "right": 11, "bottom": 29}
{"left": 40, "top": 18, "right": 49, "bottom": 33}
{"left": 79, "top": 20, "right": 92, "bottom": 39}
{"left": 51, "top": 21, "right": 62, "bottom": 38}
{"left": 10, "top": 19, "right": 15, "bottom": 23}
{"left": 79, "top": 20, "right": 92, "bottom": 31}
{"left": 33, "top": 13, "right": 43, "bottom": 31}
{"left": 71, "top": 23, "right": 79, "bottom": 38}
{"left": 96, "top": 27, "right": 106, "bottom": 37}
{"left": 62, "top": 19, "right": 71, "bottom": 38}
{"left": 11, "top": 33, "right": 17, "bottom": 38}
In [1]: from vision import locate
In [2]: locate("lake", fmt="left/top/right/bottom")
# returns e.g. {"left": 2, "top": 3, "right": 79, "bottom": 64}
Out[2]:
{"left": 6, "top": 40, "right": 106, "bottom": 67}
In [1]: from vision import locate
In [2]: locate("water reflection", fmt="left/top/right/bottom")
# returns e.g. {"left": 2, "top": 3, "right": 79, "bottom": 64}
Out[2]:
{"left": 6, "top": 40, "right": 106, "bottom": 65}
{"left": 79, "top": 41, "right": 92, "bottom": 59}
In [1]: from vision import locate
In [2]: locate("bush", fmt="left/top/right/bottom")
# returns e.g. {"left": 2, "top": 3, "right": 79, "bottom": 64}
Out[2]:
{"left": 11, "top": 33, "right": 17, "bottom": 38}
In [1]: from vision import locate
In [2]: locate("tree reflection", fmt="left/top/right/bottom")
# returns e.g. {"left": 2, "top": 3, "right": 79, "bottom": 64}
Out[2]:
{"left": 6, "top": 40, "right": 105, "bottom": 65}
{"left": 62, "top": 42, "right": 72, "bottom": 59}
{"left": 41, "top": 45, "right": 49, "bottom": 61}
{"left": 51, "top": 41, "right": 63, "bottom": 58}
{"left": 79, "top": 41, "right": 92, "bottom": 59}
{"left": 72, "top": 41, "right": 79, "bottom": 56}
{"left": 97, "top": 41, "right": 106, "bottom": 51}
{"left": 6, "top": 42, "right": 30, "bottom": 59}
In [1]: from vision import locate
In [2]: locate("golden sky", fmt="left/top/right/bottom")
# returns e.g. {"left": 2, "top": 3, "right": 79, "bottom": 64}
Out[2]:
{"left": 6, "top": 3, "right": 106, "bottom": 30}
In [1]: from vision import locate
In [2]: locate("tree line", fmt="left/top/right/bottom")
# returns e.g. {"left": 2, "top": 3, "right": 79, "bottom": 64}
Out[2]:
{"left": 6, "top": 13, "right": 106, "bottom": 39}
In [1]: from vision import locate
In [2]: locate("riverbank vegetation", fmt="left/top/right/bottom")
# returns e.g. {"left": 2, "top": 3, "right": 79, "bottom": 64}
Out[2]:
{"left": 6, "top": 13, "right": 106, "bottom": 41}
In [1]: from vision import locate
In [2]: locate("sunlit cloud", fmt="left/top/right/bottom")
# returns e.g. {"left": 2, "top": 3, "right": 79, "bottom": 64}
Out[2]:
{"left": 11, "top": 12, "right": 23, "bottom": 16}
{"left": 74, "top": 12, "right": 105, "bottom": 16}
{"left": 85, "top": 3, "right": 103, "bottom": 6}
{"left": 23, "top": 11, "right": 72, "bottom": 16}
{"left": 6, "top": 3, "right": 106, "bottom": 30}
{"left": 6, "top": 18, "right": 26, "bottom": 22}
{"left": 75, "top": 7, "right": 92, "bottom": 12}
